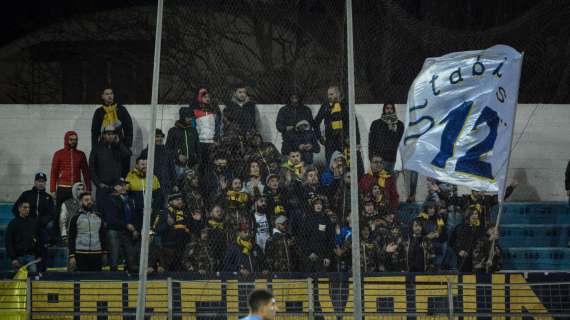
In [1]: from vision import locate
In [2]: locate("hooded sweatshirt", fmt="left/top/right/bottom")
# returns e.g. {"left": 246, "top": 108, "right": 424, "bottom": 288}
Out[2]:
{"left": 166, "top": 107, "right": 200, "bottom": 166}
{"left": 320, "top": 151, "right": 345, "bottom": 187}
{"left": 59, "top": 182, "right": 84, "bottom": 239}
{"left": 50, "top": 131, "right": 91, "bottom": 192}
{"left": 191, "top": 89, "right": 221, "bottom": 143}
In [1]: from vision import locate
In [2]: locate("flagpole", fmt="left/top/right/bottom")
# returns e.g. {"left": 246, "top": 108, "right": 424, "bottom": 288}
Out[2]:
{"left": 346, "top": 0, "right": 363, "bottom": 319}
{"left": 490, "top": 53, "right": 524, "bottom": 268}
{"left": 136, "top": 0, "right": 164, "bottom": 319}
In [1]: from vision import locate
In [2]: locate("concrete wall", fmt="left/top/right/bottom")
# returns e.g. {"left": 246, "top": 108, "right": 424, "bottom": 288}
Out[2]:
{"left": 0, "top": 103, "right": 568, "bottom": 202}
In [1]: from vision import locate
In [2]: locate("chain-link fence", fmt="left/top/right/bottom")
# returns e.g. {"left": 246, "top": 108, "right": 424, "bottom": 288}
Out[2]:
{"left": 0, "top": 275, "right": 568, "bottom": 318}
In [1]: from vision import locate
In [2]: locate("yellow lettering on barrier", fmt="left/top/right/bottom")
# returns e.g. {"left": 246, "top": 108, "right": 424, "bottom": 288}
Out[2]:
{"left": 31, "top": 281, "right": 74, "bottom": 320}
{"left": 461, "top": 275, "right": 477, "bottom": 314}
{"left": 415, "top": 275, "right": 457, "bottom": 319}
{"left": 226, "top": 280, "right": 239, "bottom": 320}
{"left": 79, "top": 281, "right": 122, "bottom": 320}
{"left": 126, "top": 281, "right": 168, "bottom": 320}
{"left": 363, "top": 276, "right": 406, "bottom": 320}
{"left": 508, "top": 274, "right": 552, "bottom": 319}
{"left": 492, "top": 274, "right": 505, "bottom": 320}
{"left": 179, "top": 280, "right": 222, "bottom": 320}
{"left": 316, "top": 278, "right": 336, "bottom": 320}
{"left": 271, "top": 279, "right": 309, "bottom": 320}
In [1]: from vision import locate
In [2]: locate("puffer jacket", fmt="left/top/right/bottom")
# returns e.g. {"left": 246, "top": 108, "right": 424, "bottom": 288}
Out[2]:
{"left": 50, "top": 131, "right": 91, "bottom": 192}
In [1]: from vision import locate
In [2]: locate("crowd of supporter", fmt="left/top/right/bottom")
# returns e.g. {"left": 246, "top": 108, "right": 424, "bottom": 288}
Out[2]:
{"left": 6, "top": 84, "right": 511, "bottom": 275}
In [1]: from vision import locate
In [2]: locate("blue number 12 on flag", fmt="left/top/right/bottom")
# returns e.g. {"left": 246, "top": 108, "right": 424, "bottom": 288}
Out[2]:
{"left": 431, "top": 101, "right": 500, "bottom": 180}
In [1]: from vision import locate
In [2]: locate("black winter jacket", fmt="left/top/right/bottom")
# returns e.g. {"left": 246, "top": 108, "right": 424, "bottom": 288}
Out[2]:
{"left": 5, "top": 216, "right": 41, "bottom": 260}
{"left": 89, "top": 141, "right": 132, "bottom": 187}
{"left": 223, "top": 100, "right": 257, "bottom": 133}
{"left": 166, "top": 121, "right": 200, "bottom": 167}
{"left": 276, "top": 104, "right": 316, "bottom": 142}
{"left": 140, "top": 145, "right": 177, "bottom": 195}
{"left": 91, "top": 104, "right": 133, "bottom": 149}
{"left": 12, "top": 187, "right": 55, "bottom": 227}
{"left": 368, "top": 118, "right": 404, "bottom": 162}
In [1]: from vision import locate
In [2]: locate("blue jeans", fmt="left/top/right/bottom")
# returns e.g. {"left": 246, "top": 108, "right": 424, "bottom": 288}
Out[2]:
{"left": 106, "top": 229, "right": 140, "bottom": 273}
{"left": 18, "top": 255, "right": 38, "bottom": 273}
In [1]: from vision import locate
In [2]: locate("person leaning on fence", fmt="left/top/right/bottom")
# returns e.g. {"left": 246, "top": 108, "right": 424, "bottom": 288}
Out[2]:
{"left": 184, "top": 227, "right": 216, "bottom": 275}
{"left": 222, "top": 223, "right": 265, "bottom": 276}
{"left": 153, "top": 193, "right": 192, "bottom": 271}
{"left": 68, "top": 192, "right": 107, "bottom": 272}
{"left": 50, "top": 131, "right": 91, "bottom": 214}
{"left": 207, "top": 204, "right": 229, "bottom": 271}
{"left": 5, "top": 201, "right": 42, "bottom": 273}
{"left": 241, "top": 289, "right": 278, "bottom": 320}
{"left": 264, "top": 215, "right": 299, "bottom": 273}
{"left": 166, "top": 106, "right": 201, "bottom": 178}
{"left": 91, "top": 87, "right": 133, "bottom": 178}
{"left": 298, "top": 195, "right": 335, "bottom": 272}
{"left": 59, "top": 182, "right": 84, "bottom": 245}
{"left": 98, "top": 178, "right": 139, "bottom": 273}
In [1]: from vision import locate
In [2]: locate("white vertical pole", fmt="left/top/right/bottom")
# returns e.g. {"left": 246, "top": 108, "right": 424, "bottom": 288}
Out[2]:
{"left": 346, "top": 0, "right": 363, "bottom": 319}
{"left": 491, "top": 53, "right": 524, "bottom": 267}
{"left": 136, "top": 0, "right": 164, "bottom": 319}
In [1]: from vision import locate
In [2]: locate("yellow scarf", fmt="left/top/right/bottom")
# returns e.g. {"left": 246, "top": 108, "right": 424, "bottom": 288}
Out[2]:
{"left": 376, "top": 170, "right": 391, "bottom": 188}
{"left": 102, "top": 104, "right": 119, "bottom": 131}
{"left": 418, "top": 212, "right": 445, "bottom": 234}
{"left": 227, "top": 190, "right": 249, "bottom": 203}
{"left": 208, "top": 219, "right": 224, "bottom": 230}
{"left": 236, "top": 236, "right": 253, "bottom": 255}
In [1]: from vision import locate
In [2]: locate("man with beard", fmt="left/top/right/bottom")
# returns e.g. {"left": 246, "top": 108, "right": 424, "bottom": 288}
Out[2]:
{"left": 359, "top": 154, "right": 399, "bottom": 213}
{"left": 264, "top": 215, "right": 299, "bottom": 273}
{"left": 91, "top": 87, "right": 133, "bottom": 177}
{"left": 224, "top": 84, "right": 257, "bottom": 137}
{"left": 263, "top": 174, "right": 286, "bottom": 219}
{"left": 68, "top": 193, "right": 107, "bottom": 272}
{"left": 243, "top": 130, "right": 282, "bottom": 175}
{"left": 154, "top": 193, "right": 191, "bottom": 271}
{"left": 50, "top": 131, "right": 91, "bottom": 211}
{"left": 178, "top": 168, "right": 206, "bottom": 213}
{"left": 207, "top": 204, "right": 229, "bottom": 271}
{"left": 98, "top": 178, "right": 139, "bottom": 273}
{"left": 203, "top": 151, "right": 233, "bottom": 207}
{"left": 126, "top": 157, "right": 163, "bottom": 233}
{"left": 248, "top": 196, "right": 271, "bottom": 254}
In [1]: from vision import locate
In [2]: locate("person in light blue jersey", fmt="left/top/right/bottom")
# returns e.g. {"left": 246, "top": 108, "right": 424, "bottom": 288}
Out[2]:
{"left": 240, "top": 289, "right": 278, "bottom": 320}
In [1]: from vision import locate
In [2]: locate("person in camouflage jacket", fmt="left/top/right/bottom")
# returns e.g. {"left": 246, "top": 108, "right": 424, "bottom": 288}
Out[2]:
{"left": 184, "top": 228, "right": 216, "bottom": 275}
{"left": 360, "top": 225, "right": 381, "bottom": 273}
{"left": 472, "top": 224, "right": 502, "bottom": 273}
{"left": 178, "top": 168, "right": 206, "bottom": 213}
{"left": 243, "top": 130, "right": 282, "bottom": 175}
{"left": 264, "top": 215, "right": 299, "bottom": 273}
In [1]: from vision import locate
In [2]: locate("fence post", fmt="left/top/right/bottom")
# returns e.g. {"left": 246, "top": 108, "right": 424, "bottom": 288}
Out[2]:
{"left": 447, "top": 279, "right": 454, "bottom": 320}
{"left": 26, "top": 277, "right": 32, "bottom": 320}
{"left": 307, "top": 277, "right": 314, "bottom": 320}
{"left": 167, "top": 277, "right": 173, "bottom": 320}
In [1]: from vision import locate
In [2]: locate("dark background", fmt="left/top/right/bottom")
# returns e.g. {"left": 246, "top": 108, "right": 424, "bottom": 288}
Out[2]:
{"left": 0, "top": 0, "right": 568, "bottom": 104}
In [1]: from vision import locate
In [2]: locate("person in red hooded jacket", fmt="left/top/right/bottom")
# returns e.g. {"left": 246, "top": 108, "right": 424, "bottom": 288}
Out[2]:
{"left": 50, "top": 131, "right": 91, "bottom": 212}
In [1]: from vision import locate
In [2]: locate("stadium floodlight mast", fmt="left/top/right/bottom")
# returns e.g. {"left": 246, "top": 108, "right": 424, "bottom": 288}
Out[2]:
{"left": 346, "top": 0, "right": 364, "bottom": 318}
{"left": 136, "top": 0, "right": 164, "bottom": 319}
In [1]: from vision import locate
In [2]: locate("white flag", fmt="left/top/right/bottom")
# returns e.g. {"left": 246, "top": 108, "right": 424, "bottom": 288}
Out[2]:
{"left": 400, "top": 45, "right": 523, "bottom": 192}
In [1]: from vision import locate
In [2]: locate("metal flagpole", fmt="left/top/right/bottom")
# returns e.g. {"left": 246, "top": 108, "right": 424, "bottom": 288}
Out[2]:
{"left": 136, "top": 0, "right": 164, "bottom": 319}
{"left": 346, "top": 0, "right": 363, "bottom": 318}
{"left": 489, "top": 53, "right": 524, "bottom": 270}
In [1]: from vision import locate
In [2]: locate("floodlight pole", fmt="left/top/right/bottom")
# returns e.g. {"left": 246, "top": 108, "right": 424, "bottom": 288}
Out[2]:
{"left": 346, "top": 0, "right": 363, "bottom": 318}
{"left": 136, "top": 0, "right": 164, "bottom": 319}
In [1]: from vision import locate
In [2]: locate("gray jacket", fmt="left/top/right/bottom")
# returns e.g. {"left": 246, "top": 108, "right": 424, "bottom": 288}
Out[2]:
{"left": 68, "top": 209, "right": 106, "bottom": 255}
